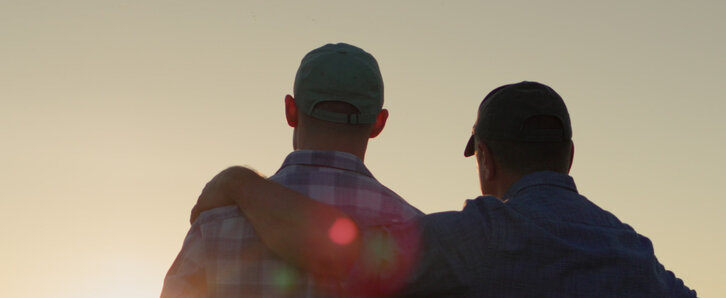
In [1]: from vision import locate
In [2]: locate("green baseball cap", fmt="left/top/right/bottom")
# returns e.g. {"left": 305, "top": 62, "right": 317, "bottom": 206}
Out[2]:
{"left": 464, "top": 81, "right": 572, "bottom": 157}
{"left": 293, "top": 43, "right": 384, "bottom": 124}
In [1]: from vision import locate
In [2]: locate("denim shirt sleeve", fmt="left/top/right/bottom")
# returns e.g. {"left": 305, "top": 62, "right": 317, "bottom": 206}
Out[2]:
{"left": 343, "top": 220, "right": 427, "bottom": 296}
{"left": 396, "top": 212, "right": 472, "bottom": 297}
{"left": 340, "top": 200, "right": 496, "bottom": 297}
{"left": 339, "top": 207, "right": 485, "bottom": 297}
{"left": 343, "top": 217, "right": 463, "bottom": 297}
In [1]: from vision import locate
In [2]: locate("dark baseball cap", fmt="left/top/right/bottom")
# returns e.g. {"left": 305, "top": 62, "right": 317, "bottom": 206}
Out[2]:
{"left": 293, "top": 43, "right": 384, "bottom": 124}
{"left": 464, "top": 81, "right": 572, "bottom": 157}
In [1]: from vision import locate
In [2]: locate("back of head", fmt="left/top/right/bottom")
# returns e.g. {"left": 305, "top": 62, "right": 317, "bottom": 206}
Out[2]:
{"left": 294, "top": 43, "right": 384, "bottom": 125}
{"left": 296, "top": 101, "right": 376, "bottom": 139}
{"left": 464, "top": 81, "right": 573, "bottom": 175}
{"left": 292, "top": 43, "right": 385, "bottom": 150}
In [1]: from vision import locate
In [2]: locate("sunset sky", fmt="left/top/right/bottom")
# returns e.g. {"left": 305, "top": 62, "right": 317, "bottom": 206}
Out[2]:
{"left": 2, "top": 1, "right": 724, "bottom": 297}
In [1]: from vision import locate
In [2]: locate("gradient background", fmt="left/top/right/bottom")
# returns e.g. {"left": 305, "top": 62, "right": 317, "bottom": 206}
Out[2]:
{"left": 2, "top": 1, "right": 724, "bottom": 297}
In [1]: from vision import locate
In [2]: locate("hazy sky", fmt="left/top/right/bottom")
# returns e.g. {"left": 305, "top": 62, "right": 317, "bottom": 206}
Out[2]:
{"left": 2, "top": 1, "right": 724, "bottom": 297}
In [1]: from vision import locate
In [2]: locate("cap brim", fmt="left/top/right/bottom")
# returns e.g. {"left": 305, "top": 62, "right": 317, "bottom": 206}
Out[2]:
{"left": 464, "top": 135, "right": 475, "bottom": 157}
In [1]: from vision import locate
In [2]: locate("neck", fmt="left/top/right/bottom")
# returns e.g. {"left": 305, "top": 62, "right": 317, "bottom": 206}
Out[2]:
{"left": 486, "top": 172, "right": 522, "bottom": 201}
{"left": 294, "top": 132, "right": 369, "bottom": 161}
{"left": 296, "top": 143, "right": 367, "bottom": 161}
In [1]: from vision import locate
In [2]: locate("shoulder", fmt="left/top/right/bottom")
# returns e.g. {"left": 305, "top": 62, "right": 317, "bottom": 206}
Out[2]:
{"left": 389, "top": 204, "right": 492, "bottom": 297}
{"left": 415, "top": 198, "right": 502, "bottom": 262}
{"left": 272, "top": 164, "right": 423, "bottom": 224}
{"left": 422, "top": 198, "right": 500, "bottom": 248}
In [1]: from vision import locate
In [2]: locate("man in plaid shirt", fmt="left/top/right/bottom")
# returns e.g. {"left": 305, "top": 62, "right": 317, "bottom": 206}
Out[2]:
{"left": 161, "top": 43, "right": 422, "bottom": 297}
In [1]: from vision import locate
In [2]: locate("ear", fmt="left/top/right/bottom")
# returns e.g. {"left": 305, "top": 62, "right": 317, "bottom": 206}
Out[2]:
{"left": 477, "top": 142, "right": 495, "bottom": 181}
{"left": 284, "top": 94, "right": 298, "bottom": 128}
{"left": 368, "top": 109, "right": 389, "bottom": 138}
{"left": 567, "top": 141, "right": 575, "bottom": 173}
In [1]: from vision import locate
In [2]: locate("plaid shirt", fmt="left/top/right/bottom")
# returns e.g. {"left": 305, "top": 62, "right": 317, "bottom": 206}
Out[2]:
{"left": 161, "top": 150, "right": 423, "bottom": 297}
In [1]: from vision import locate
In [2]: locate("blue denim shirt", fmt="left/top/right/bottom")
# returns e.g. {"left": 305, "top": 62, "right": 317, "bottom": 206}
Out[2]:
{"left": 396, "top": 171, "right": 696, "bottom": 297}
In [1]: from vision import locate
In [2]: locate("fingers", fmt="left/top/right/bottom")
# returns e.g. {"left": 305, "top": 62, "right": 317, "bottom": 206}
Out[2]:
{"left": 190, "top": 179, "right": 213, "bottom": 225}
{"left": 189, "top": 166, "right": 258, "bottom": 225}
{"left": 190, "top": 204, "right": 199, "bottom": 224}
{"left": 190, "top": 183, "right": 211, "bottom": 224}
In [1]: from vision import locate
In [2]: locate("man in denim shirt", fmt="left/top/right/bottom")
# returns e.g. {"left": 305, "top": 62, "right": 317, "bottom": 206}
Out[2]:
{"left": 192, "top": 82, "right": 696, "bottom": 297}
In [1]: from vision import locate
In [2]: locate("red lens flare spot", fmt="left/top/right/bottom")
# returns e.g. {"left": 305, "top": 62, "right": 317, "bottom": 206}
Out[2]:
{"left": 328, "top": 217, "right": 357, "bottom": 245}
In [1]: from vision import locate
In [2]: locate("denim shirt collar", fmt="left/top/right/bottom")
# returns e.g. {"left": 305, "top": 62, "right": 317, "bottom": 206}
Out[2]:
{"left": 277, "top": 150, "right": 374, "bottom": 178}
{"left": 502, "top": 171, "right": 578, "bottom": 201}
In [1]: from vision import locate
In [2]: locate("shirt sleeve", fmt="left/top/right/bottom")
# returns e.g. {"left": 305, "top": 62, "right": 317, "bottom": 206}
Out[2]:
{"left": 163, "top": 206, "right": 319, "bottom": 297}
{"left": 161, "top": 221, "right": 207, "bottom": 298}
{"left": 343, "top": 213, "right": 468, "bottom": 297}
{"left": 396, "top": 213, "right": 470, "bottom": 297}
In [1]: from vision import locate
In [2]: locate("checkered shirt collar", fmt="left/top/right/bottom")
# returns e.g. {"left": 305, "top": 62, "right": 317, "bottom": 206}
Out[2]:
{"left": 277, "top": 150, "right": 374, "bottom": 178}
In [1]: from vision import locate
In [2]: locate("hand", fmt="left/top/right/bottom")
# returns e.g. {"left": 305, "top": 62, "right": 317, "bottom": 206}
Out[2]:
{"left": 189, "top": 166, "right": 259, "bottom": 224}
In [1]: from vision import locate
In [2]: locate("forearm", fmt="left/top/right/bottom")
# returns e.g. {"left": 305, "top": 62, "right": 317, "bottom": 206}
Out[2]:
{"left": 232, "top": 168, "right": 362, "bottom": 279}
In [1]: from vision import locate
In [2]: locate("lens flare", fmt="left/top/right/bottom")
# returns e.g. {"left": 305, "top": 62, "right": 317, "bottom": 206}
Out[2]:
{"left": 272, "top": 265, "right": 300, "bottom": 294}
{"left": 328, "top": 217, "right": 357, "bottom": 245}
